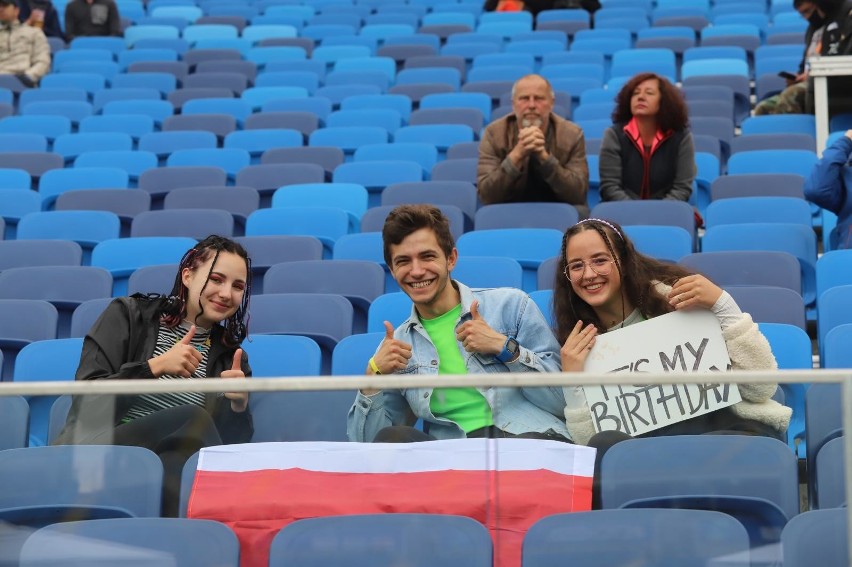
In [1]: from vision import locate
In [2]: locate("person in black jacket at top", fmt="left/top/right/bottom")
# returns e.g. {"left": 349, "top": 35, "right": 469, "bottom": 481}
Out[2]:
{"left": 55, "top": 235, "right": 254, "bottom": 517}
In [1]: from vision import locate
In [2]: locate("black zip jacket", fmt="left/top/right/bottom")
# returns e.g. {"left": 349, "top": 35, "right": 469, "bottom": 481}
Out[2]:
{"left": 55, "top": 294, "right": 253, "bottom": 445}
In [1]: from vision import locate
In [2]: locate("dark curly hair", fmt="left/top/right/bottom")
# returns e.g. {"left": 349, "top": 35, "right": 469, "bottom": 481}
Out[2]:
{"left": 611, "top": 72, "right": 689, "bottom": 133}
{"left": 553, "top": 219, "right": 692, "bottom": 344}
{"left": 162, "top": 235, "right": 252, "bottom": 347}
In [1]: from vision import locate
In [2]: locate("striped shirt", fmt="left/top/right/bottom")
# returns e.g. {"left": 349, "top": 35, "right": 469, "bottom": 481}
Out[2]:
{"left": 123, "top": 321, "right": 212, "bottom": 422}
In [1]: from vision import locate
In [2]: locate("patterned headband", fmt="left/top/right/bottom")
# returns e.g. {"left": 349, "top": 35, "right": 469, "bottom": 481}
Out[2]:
{"left": 574, "top": 218, "right": 624, "bottom": 240}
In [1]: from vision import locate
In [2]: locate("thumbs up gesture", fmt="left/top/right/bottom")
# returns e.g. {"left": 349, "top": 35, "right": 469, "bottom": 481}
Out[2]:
{"left": 360, "top": 321, "right": 412, "bottom": 396}
{"left": 148, "top": 325, "right": 204, "bottom": 378}
{"left": 456, "top": 300, "right": 506, "bottom": 355}
{"left": 222, "top": 348, "right": 248, "bottom": 413}
{"left": 371, "top": 321, "right": 412, "bottom": 375}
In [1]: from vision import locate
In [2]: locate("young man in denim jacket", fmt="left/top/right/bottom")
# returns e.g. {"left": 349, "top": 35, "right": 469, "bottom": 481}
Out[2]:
{"left": 346, "top": 204, "right": 570, "bottom": 443}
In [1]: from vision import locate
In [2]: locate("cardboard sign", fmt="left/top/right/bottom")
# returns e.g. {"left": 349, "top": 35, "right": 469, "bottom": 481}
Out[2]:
{"left": 582, "top": 310, "right": 740, "bottom": 436}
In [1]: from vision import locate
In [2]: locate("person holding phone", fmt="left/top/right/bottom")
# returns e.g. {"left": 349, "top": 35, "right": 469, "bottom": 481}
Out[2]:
{"left": 755, "top": 0, "right": 830, "bottom": 115}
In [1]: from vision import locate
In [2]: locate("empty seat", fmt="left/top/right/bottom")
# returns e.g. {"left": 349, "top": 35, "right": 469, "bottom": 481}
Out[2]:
{"left": 19, "top": 518, "right": 240, "bottom": 567}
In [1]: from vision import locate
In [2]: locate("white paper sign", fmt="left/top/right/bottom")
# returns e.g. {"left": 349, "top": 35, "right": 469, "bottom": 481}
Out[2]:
{"left": 582, "top": 310, "right": 740, "bottom": 437}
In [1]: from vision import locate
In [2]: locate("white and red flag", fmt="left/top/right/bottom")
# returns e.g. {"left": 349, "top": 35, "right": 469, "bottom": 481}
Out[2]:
{"left": 187, "top": 439, "right": 595, "bottom": 567}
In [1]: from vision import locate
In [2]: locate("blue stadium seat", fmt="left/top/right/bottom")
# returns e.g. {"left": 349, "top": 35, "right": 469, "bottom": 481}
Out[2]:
{"left": 602, "top": 435, "right": 799, "bottom": 548}
{"left": 0, "top": 444, "right": 162, "bottom": 525}
{"left": 38, "top": 167, "right": 129, "bottom": 210}
{"left": 20, "top": 518, "right": 239, "bottom": 567}
{"left": 523, "top": 509, "right": 749, "bottom": 567}
{"left": 269, "top": 514, "right": 492, "bottom": 566}
{"left": 91, "top": 236, "right": 197, "bottom": 296}
{"left": 246, "top": 207, "right": 350, "bottom": 258}
{"left": 332, "top": 160, "right": 422, "bottom": 206}
{"left": 0, "top": 395, "right": 28, "bottom": 449}
{"left": 241, "top": 334, "right": 322, "bottom": 378}
{"left": 272, "top": 182, "right": 367, "bottom": 233}
{"left": 805, "top": 384, "right": 842, "bottom": 505}
{"left": 234, "top": 235, "right": 324, "bottom": 293}
{"left": 782, "top": 508, "right": 848, "bottom": 567}
{"left": 130, "top": 208, "right": 235, "bottom": 239}
{"left": 332, "top": 332, "right": 384, "bottom": 376}
{"left": 248, "top": 292, "right": 354, "bottom": 374}
{"left": 813, "top": 436, "right": 846, "bottom": 509}
{"left": 456, "top": 228, "right": 563, "bottom": 292}
{"left": 12, "top": 338, "right": 84, "bottom": 446}
{"left": 474, "top": 203, "right": 579, "bottom": 231}
{"left": 622, "top": 225, "right": 693, "bottom": 262}
{"left": 0, "top": 299, "right": 57, "bottom": 382}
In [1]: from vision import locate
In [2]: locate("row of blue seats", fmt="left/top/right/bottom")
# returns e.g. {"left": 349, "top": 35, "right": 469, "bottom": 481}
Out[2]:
{"left": 8, "top": 508, "right": 849, "bottom": 567}
{"left": 2, "top": 241, "right": 850, "bottom": 363}
{"left": 0, "top": 431, "right": 845, "bottom": 544}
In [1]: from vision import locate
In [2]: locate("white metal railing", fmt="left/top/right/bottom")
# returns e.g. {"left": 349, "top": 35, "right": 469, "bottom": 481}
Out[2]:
{"left": 2, "top": 369, "right": 851, "bottom": 564}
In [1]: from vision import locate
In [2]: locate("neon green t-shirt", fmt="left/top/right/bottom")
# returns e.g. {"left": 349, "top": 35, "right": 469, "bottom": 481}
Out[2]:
{"left": 421, "top": 304, "right": 493, "bottom": 433}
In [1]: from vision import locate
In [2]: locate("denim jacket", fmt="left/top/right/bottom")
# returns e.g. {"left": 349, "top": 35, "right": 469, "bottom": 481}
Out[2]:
{"left": 347, "top": 281, "right": 570, "bottom": 442}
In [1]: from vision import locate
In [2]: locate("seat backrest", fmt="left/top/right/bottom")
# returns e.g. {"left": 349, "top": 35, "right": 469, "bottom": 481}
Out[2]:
{"left": 331, "top": 332, "right": 384, "bottom": 376}
{"left": 0, "top": 240, "right": 82, "bottom": 270}
{"left": 622, "top": 225, "right": 692, "bottom": 263}
{"left": 710, "top": 173, "right": 805, "bottom": 200}
{"left": 263, "top": 260, "right": 385, "bottom": 305}
{"left": 474, "top": 203, "right": 579, "bottom": 231}
{"left": 451, "top": 256, "right": 523, "bottom": 290}
{"left": 726, "top": 285, "right": 806, "bottom": 329}
{"left": 0, "top": 266, "right": 113, "bottom": 305}
{"left": 127, "top": 263, "right": 178, "bottom": 296}
{"left": 705, "top": 196, "right": 812, "bottom": 229}
{"left": 248, "top": 293, "right": 353, "bottom": 344}
{"left": 367, "top": 292, "right": 413, "bottom": 333}
{"left": 70, "top": 297, "right": 114, "bottom": 339}
{"left": 249, "top": 389, "right": 355, "bottom": 442}
{"left": 0, "top": 396, "right": 28, "bottom": 449}
{"left": 679, "top": 251, "right": 802, "bottom": 294}
{"left": 782, "top": 509, "right": 848, "bottom": 567}
{"left": 816, "top": 249, "right": 852, "bottom": 304}
{"left": 91, "top": 237, "right": 197, "bottom": 295}
{"left": 701, "top": 223, "right": 817, "bottom": 305}
{"left": 269, "top": 514, "right": 492, "bottom": 567}
{"left": 19, "top": 518, "right": 239, "bottom": 567}
{"left": 590, "top": 200, "right": 696, "bottom": 245}
{"left": 130, "top": 208, "right": 235, "bottom": 239}
{"left": 806, "top": 383, "right": 843, "bottom": 504}
{"left": 814, "top": 437, "right": 846, "bottom": 510}
{"left": 241, "top": 335, "right": 322, "bottom": 378}
{"left": 0, "top": 445, "right": 163, "bottom": 518}
{"left": 523, "top": 509, "right": 749, "bottom": 567}
{"left": 601, "top": 435, "right": 800, "bottom": 526}
{"left": 381, "top": 181, "right": 477, "bottom": 227}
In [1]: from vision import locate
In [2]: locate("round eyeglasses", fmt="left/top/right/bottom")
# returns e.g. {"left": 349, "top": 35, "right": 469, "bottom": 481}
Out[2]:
{"left": 563, "top": 258, "right": 615, "bottom": 282}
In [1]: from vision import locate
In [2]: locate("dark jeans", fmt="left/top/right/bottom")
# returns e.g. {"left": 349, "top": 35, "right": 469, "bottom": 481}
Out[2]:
{"left": 79, "top": 405, "right": 222, "bottom": 517}
{"left": 372, "top": 425, "right": 572, "bottom": 443}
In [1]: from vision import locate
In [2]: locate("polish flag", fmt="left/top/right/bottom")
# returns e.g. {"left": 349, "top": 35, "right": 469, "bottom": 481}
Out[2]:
{"left": 187, "top": 439, "right": 595, "bottom": 567}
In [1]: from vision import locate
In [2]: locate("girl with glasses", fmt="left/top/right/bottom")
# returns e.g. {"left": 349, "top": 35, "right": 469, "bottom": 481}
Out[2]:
{"left": 552, "top": 219, "right": 791, "bottom": 507}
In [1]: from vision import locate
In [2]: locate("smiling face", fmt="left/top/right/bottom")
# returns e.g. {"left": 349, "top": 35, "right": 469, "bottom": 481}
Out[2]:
{"left": 565, "top": 229, "right": 627, "bottom": 323}
{"left": 630, "top": 78, "right": 661, "bottom": 119}
{"left": 181, "top": 250, "right": 248, "bottom": 329}
{"left": 389, "top": 227, "right": 459, "bottom": 319}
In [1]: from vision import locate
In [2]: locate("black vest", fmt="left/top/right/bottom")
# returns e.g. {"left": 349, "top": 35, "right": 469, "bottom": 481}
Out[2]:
{"left": 613, "top": 124, "right": 686, "bottom": 200}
